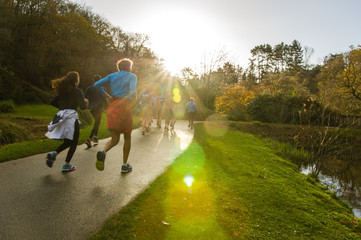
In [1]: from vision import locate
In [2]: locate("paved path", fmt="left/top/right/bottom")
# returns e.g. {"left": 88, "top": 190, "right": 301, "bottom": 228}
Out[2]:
{"left": 0, "top": 120, "right": 193, "bottom": 240}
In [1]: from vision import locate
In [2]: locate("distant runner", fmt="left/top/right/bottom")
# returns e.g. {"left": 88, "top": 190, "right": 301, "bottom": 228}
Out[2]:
{"left": 164, "top": 94, "right": 176, "bottom": 131}
{"left": 155, "top": 94, "right": 165, "bottom": 128}
{"left": 138, "top": 91, "right": 153, "bottom": 135}
{"left": 185, "top": 97, "right": 197, "bottom": 129}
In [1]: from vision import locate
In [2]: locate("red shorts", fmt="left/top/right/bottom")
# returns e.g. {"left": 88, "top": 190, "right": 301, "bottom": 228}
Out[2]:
{"left": 107, "top": 98, "right": 133, "bottom": 133}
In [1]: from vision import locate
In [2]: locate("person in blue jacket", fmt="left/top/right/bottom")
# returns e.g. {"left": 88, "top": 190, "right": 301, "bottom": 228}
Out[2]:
{"left": 185, "top": 97, "right": 197, "bottom": 129}
{"left": 93, "top": 58, "right": 137, "bottom": 173}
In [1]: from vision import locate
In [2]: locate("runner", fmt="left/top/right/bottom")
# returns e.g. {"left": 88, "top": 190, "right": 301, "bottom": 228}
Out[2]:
{"left": 185, "top": 97, "right": 197, "bottom": 129}
{"left": 155, "top": 94, "right": 165, "bottom": 128}
{"left": 93, "top": 58, "right": 137, "bottom": 173}
{"left": 45, "top": 71, "right": 88, "bottom": 172}
{"left": 84, "top": 74, "right": 109, "bottom": 148}
{"left": 138, "top": 91, "right": 153, "bottom": 135}
{"left": 164, "top": 94, "right": 176, "bottom": 131}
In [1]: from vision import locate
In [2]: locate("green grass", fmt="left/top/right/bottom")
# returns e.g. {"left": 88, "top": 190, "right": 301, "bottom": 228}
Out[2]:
{"left": 88, "top": 124, "right": 361, "bottom": 240}
{"left": 5, "top": 104, "right": 59, "bottom": 119}
{"left": 0, "top": 104, "right": 140, "bottom": 162}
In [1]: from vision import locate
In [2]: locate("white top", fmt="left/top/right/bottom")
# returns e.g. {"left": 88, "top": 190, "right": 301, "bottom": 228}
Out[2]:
{"left": 45, "top": 109, "right": 78, "bottom": 140}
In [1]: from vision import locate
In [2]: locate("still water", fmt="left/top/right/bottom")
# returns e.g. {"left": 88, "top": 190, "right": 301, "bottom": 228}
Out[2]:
{"left": 300, "top": 157, "right": 361, "bottom": 218}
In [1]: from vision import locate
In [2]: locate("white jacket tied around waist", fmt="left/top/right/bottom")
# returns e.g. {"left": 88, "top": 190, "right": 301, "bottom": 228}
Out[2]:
{"left": 45, "top": 109, "right": 79, "bottom": 140}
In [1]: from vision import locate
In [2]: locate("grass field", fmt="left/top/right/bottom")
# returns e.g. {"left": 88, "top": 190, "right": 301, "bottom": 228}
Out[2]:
{"left": 88, "top": 124, "right": 361, "bottom": 240}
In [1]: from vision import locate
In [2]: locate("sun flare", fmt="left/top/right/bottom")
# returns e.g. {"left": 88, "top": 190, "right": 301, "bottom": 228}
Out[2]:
{"left": 142, "top": 6, "right": 221, "bottom": 74}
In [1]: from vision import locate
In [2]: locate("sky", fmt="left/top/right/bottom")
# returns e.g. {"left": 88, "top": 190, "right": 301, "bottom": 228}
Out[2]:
{"left": 76, "top": 0, "right": 361, "bottom": 75}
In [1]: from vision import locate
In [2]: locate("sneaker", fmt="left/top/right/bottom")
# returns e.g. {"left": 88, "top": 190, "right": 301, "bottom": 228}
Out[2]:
{"left": 96, "top": 151, "right": 106, "bottom": 171}
{"left": 93, "top": 137, "right": 99, "bottom": 145}
{"left": 121, "top": 163, "right": 132, "bottom": 173}
{"left": 62, "top": 164, "right": 76, "bottom": 172}
{"left": 46, "top": 152, "right": 56, "bottom": 168}
{"left": 85, "top": 138, "right": 92, "bottom": 148}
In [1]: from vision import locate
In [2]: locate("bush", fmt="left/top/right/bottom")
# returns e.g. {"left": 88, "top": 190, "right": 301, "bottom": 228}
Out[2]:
{"left": 0, "top": 100, "right": 15, "bottom": 113}
{"left": 215, "top": 85, "right": 255, "bottom": 121}
{"left": 247, "top": 93, "right": 306, "bottom": 123}
{"left": 0, "top": 119, "right": 31, "bottom": 144}
{"left": 77, "top": 108, "right": 93, "bottom": 128}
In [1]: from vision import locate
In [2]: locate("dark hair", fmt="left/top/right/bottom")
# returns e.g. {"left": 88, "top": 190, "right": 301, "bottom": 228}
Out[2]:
{"left": 117, "top": 58, "right": 133, "bottom": 72}
{"left": 51, "top": 71, "right": 79, "bottom": 96}
{"left": 92, "top": 74, "right": 101, "bottom": 84}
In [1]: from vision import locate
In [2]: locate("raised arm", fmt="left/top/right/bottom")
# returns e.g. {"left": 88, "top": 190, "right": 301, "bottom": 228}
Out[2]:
{"left": 94, "top": 75, "right": 111, "bottom": 96}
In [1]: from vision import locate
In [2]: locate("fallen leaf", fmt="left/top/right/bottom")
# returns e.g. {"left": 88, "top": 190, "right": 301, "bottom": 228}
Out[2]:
{"left": 162, "top": 221, "right": 170, "bottom": 226}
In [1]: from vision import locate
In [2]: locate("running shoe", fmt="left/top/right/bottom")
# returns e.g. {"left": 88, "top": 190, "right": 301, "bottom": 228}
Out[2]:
{"left": 46, "top": 152, "right": 56, "bottom": 168}
{"left": 96, "top": 150, "right": 106, "bottom": 171}
{"left": 121, "top": 163, "right": 133, "bottom": 173}
{"left": 62, "top": 164, "right": 76, "bottom": 172}
{"left": 93, "top": 137, "right": 99, "bottom": 145}
{"left": 85, "top": 138, "right": 92, "bottom": 148}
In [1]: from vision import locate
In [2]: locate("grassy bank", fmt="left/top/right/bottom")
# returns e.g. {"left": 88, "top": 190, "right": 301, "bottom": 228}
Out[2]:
{"left": 0, "top": 104, "right": 139, "bottom": 162}
{"left": 88, "top": 124, "right": 360, "bottom": 239}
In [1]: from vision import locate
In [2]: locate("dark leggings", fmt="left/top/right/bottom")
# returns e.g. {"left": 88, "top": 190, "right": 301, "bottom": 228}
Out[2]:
{"left": 56, "top": 120, "right": 79, "bottom": 163}
{"left": 89, "top": 109, "right": 102, "bottom": 139}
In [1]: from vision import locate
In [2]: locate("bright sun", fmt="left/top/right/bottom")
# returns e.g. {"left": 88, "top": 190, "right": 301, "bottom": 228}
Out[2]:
{"left": 140, "top": 6, "right": 222, "bottom": 75}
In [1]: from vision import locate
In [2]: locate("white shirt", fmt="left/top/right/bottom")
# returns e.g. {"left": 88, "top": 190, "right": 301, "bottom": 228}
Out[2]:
{"left": 45, "top": 109, "right": 78, "bottom": 140}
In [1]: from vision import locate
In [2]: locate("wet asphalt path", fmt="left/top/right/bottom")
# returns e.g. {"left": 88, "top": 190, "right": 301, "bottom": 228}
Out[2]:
{"left": 0, "top": 120, "right": 193, "bottom": 240}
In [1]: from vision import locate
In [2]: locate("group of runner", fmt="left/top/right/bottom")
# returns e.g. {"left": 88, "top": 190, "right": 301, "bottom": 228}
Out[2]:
{"left": 137, "top": 91, "right": 177, "bottom": 135}
{"left": 44, "top": 58, "right": 197, "bottom": 174}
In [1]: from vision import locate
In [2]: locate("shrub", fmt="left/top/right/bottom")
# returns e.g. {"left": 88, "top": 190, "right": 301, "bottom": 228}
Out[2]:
{"left": 0, "top": 100, "right": 15, "bottom": 113}
{"left": 77, "top": 108, "right": 93, "bottom": 128}
{"left": 0, "top": 119, "right": 31, "bottom": 144}
{"left": 247, "top": 93, "right": 306, "bottom": 123}
{"left": 215, "top": 85, "right": 255, "bottom": 121}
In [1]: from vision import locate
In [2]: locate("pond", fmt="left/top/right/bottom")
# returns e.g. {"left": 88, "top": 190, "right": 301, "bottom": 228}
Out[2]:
{"left": 300, "top": 157, "right": 361, "bottom": 218}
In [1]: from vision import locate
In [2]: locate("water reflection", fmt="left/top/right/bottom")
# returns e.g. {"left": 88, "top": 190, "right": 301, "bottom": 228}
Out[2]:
{"left": 301, "top": 157, "right": 361, "bottom": 218}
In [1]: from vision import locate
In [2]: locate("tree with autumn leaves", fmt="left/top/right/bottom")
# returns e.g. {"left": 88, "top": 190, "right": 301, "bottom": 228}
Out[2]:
{"left": 318, "top": 46, "right": 361, "bottom": 115}
{"left": 215, "top": 85, "right": 255, "bottom": 121}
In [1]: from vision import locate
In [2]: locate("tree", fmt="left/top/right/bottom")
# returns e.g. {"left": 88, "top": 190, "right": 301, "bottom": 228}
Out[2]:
{"left": 318, "top": 46, "right": 361, "bottom": 115}
{"left": 215, "top": 84, "right": 255, "bottom": 121}
{"left": 0, "top": 0, "right": 163, "bottom": 96}
{"left": 257, "top": 72, "right": 309, "bottom": 96}
{"left": 287, "top": 40, "right": 304, "bottom": 72}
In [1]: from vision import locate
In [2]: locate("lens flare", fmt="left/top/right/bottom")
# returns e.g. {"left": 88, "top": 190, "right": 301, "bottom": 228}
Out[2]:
{"left": 183, "top": 175, "right": 194, "bottom": 187}
{"left": 172, "top": 87, "right": 180, "bottom": 95}
{"left": 172, "top": 87, "right": 181, "bottom": 103}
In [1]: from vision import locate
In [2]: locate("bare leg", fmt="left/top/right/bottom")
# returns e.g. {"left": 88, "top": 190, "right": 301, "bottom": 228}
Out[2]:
{"left": 123, "top": 133, "right": 131, "bottom": 164}
{"left": 104, "top": 130, "right": 120, "bottom": 152}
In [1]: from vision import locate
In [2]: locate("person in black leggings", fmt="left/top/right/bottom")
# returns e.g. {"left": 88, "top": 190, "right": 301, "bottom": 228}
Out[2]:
{"left": 45, "top": 71, "right": 88, "bottom": 172}
{"left": 84, "top": 74, "right": 108, "bottom": 148}
{"left": 54, "top": 119, "right": 79, "bottom": 163}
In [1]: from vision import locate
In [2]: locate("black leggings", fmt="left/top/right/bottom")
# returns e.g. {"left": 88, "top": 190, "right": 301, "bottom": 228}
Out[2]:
{"left": 89, "top": 109, "right": 102, "bottom": 139}
{"left": 56, "top": 120, "right": 79, "bottom": 163}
